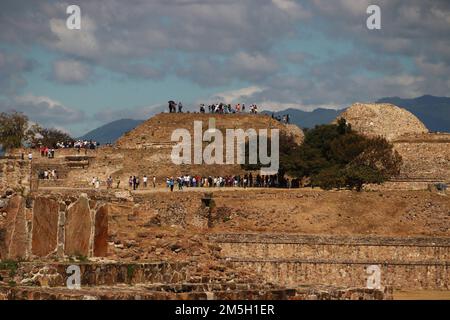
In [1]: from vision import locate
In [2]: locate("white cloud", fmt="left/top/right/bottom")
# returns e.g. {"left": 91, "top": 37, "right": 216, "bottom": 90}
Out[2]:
{"left": 51, "top": 59, "right": 92, "bottom": 84}
{"left": 49, "top": 16, "right": 99, "bottom": 59}
{"left": 210, "top": 86, "right": 265, "bottom": 104}
{"left": 272, "top": 0, "right": 310, "bottom": 18}
{"left": 1, "top": 94, "right": 85, "bottom": 127}
{"left": 231, "top": 52, "right": 278, "bottom": 74}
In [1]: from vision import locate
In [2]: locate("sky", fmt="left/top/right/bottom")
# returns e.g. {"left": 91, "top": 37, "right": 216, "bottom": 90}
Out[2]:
{"left": 1, "top": 0, "right": 450, "bottom": 136}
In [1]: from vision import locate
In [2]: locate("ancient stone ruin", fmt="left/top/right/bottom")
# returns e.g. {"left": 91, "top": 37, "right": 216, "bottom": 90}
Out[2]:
{"left": 337, "top": 103, "right": 429, "bottom": 141}
{"left": 336, "top": 103, "right": 450, "bottom": 189}
{"left": 1, "top": 108, "right": 449, "bottom": 300}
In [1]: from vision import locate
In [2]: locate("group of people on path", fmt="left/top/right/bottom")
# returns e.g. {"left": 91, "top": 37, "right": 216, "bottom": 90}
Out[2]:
{"left": 128, "top": 175, "right": 157, "bottom": 190}
{"left": 169, "top": 101, "right": 261, "bottom": 114}
{"left": 39, "top": 146, "right": 55, "bottom": 158}
{"left": 168, "top": 101, "right": 183, "bottom": 113}
{"left": 165, "top": 173, "right": 290, "bottom": 192}
{"left": 53, "top": 140, "right": 98, "bottom": 150}
{"left": 93, "top": 175, "right": 158, "bottom": 190}
{"left": 38, "top": 169, "right": 58, "bottom": 180}
{"left": 36, "top": 139, "right": 99, "bottom": 159}
{"left": 272, "top": 113, "right": 290, "bottom": 124}
{"left": 200, "top": 103, "right": 259, "bottom": 114}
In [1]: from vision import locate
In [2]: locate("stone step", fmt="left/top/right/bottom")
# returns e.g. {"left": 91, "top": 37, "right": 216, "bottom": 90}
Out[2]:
{"left": 2, "top": 285, "right": 298, "bottom": 300}
{"left": 1, "top": 283, "right": 390, "bottom": 300}
{"left": 16, "top": 262, "right": 190, "bottom": 287}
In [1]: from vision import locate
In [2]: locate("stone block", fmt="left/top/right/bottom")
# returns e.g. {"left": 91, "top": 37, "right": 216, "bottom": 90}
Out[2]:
{"left": 65, "top": 195, "right": 91, "bottom": 257}
{"left": 31, "top": 197, "right": 59, "bottom": 257}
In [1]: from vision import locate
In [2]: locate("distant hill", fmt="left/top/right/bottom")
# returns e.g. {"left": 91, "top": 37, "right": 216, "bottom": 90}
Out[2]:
{"left": 262, "top": 108, "right": 342, "bottom": 129}
{"left": 376, "top": 95, "right": 450, "bottom": 132}
{"left": 78, "top": 119, "right": 144, "bottom": 144}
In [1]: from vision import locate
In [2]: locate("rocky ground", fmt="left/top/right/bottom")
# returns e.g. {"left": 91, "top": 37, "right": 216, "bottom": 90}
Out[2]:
{"left": 0, "top": 187, "right": 448, "bottom": 300}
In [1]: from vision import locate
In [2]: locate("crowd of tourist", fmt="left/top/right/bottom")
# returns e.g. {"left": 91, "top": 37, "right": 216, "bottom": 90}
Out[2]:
{"left": 55, "top": 140, "right": 99, "bottom": 150}
{"left": 272, "top": 113, "right": 290, "bottom": 124}
{"left": 39, "top": 146, "right": 56, "bottom": 158}
{"left": 88, "top": 173, "right": 293, "bottom": 191}
{"left": 200, "top": 103, "right": 259, "bottom": 114}
{"left": 91, "top": 175, "right": 158, "bottom": 190}
{"left": 37, "top": 169, "right": 58, "bottom": 180}
{"left": 165, "top": 173, "right": 292, "bottom": 192}
{"left": 168, "top": 101, "right": 294, "bottom": 124}
{"left": 169, "top": 101, "right": 262, "bottom": 115}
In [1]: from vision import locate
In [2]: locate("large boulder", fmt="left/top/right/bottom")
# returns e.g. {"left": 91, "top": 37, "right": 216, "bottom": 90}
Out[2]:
{"left": 336, "top": 103, "right": 428, "bottom": 141}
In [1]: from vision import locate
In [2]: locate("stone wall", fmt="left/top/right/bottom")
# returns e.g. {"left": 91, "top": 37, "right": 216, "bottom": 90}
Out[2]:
{"left": 212, "top": 234, "right": 450, "bottom": 290}
{"left": 16, "top": 262, "right": 189, "bottom": 287}
{"left": 1, "top": 261, "right": 389, "bottom": 300}
{"left": 393, "top": 134, "right": 450, "bottom": 182}
{"left": 1, "top": 284, "right": 388, "bottom": 300}
{"left": 0, "top": 158, "right": 31, "bottom": 195}
{"left": 0, "top": 193, "right": 109, "bottom": 260}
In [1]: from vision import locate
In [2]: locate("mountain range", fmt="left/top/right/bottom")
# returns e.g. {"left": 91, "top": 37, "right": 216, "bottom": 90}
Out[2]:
{"left": 78, "top": 95, "right": 450, "bottom": 143}
{"left": 78, "top": 119, "right": 144, "bottom": 144}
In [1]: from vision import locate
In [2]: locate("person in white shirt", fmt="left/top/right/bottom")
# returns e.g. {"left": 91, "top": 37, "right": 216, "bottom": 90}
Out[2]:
{"left": 143, "top": 175, "right": 148, "bottom": 188}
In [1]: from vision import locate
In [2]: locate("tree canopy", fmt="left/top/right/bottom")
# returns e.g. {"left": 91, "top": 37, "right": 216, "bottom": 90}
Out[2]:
{"left": 242, "top": 118, "right": 402, "bottom": 191}
{"left": 0, "top": 112, "right": 30, "bottom": 151}
{"left": 0, "top": 111, "right": 74, "bottom": 151}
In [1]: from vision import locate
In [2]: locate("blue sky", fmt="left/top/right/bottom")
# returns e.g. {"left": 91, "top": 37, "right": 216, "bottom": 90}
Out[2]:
{"left": 1, "top": 0, "right": 450, "bottom": 136}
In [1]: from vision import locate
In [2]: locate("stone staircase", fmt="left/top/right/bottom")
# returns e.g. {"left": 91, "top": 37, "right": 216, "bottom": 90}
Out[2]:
{"left": 65, "top": 156, "right": 93, "bottom": 169}
{"left": 0, "top": 261, "right": 390, "bottom": 300}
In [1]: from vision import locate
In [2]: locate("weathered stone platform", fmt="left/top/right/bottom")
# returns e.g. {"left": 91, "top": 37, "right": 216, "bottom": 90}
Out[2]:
{"left": 211, "top": 233, "right": 450, "bottom": 290}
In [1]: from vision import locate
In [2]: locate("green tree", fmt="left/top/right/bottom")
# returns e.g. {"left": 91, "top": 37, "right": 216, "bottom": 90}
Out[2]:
{"left": 240, "top": 119, "right": 402, "bottom": 191}
{"left": 0, "top": 112, "right": 29, "bottom": 151}
{"left": 29, "top": 126, "right": 74, "bottom": 148}
{"left": 303, "top": 124, "right": 402, "bottom": 191}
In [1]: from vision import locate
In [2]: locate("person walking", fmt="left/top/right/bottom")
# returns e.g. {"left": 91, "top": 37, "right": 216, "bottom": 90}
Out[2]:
{"left": 107, "top": 176, "right": 113, "bottom": 189}
{"left": 143, "top": 175, "right": 148, "bottom": 188}
{"left": 169, "top": 177, "right": 174, "bottom": 192}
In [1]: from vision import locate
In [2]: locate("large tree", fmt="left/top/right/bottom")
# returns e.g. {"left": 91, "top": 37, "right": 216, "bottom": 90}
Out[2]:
{"left": 292, "top": 119, "right": 402, "bottom": 191}
{"left": 241, "top": 119, "right": 402, "bottom": 191}
{"left": 0, "top": 112, "right": 30, "bottom": 151}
